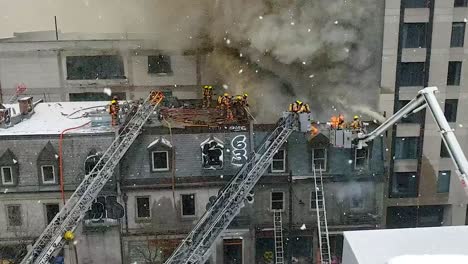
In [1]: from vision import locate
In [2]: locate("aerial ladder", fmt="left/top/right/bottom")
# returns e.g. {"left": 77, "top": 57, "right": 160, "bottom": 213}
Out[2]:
{"left": 165, "top": 114, "right": 296, "bottom": 264}
{"left": 20, "top": 91, "right": 165, "bottom": 264}
{"left": 356, "top": 87, "right": 468, "bottom": 196}
{"left": 313, "top": 166, "right": 331, "bottom": 264}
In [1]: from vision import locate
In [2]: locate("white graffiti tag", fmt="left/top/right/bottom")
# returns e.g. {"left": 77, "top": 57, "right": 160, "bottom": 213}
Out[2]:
{"left": 231, "top": 135, "right": 248, "bottom": 167}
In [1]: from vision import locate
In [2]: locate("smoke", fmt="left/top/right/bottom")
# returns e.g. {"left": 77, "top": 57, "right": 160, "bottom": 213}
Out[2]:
{"left": 148, "top": 0, "right": 384, "bottom": 121}
{"left": 1, "top": 0, "right": 383, "bottom": 121}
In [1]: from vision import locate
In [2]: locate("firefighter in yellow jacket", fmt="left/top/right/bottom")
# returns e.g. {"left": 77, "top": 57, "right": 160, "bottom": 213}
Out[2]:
{"left": 202, "top": 85, "right": 214, "bottom": 108}
{"left": 350, "top": 115, "right": 362, "bottom": 130}
{"left": 109, "top": 96, "right": 120, "bottom": 126}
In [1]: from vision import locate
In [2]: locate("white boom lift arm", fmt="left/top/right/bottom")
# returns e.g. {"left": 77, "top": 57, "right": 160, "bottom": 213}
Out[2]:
{"left": 356, "top": 87, "right": 468, "bottom": 196}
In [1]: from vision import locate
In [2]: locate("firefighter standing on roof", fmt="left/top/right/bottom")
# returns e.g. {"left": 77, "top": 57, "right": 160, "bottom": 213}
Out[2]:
{"left": 218, "top": 93, "right": 234, "bottom": 121}
{"left": 202, "top": 85, "right": 213, "bottom": 108}
{"left": 109, "top": 96, "right": 120, "bottom": 126}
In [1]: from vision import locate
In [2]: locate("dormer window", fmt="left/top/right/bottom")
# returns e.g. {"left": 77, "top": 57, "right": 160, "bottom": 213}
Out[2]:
{"left": 147, "top": 137, "right": 172, "bottom": 173}
{"left": 0, "top": 149, "right": 19, "bottom": 187}
{"left": 37, "top": 142, "right": 59, "bottom": 185}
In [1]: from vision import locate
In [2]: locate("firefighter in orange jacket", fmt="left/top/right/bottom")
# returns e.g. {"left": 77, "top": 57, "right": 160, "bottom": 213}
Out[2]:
{"left": 109, "top": 96, "right": 120, "bottom": 126}
{"left": 202, "top": 85, "right": 214, "bottom": 108}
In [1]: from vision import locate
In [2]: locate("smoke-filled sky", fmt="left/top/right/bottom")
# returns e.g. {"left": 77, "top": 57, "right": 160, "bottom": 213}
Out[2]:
{"left": 0, "top": 0, "right": 384, "bottom": 121}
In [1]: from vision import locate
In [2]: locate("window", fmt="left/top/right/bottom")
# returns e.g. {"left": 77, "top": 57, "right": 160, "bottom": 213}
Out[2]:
{"left": 398, "top": 100, "right": 422, "bottom": 123}
{"left": 271, "top": 192, "right": 284, "bottom": 210}
{"left": 41, "top": 165, "right": 55, "bottom": 184}
{"left": 151, "top": 151, "right": 169, "bottom": 171}
{"left": 403, "top": 0, "right": 428, "bottom": 8}
{"left": 1, "top": 167, "right": 13, "bottom": 185}
{"left": 391, "top": 172, "right": 418, "bottom": 197}
{"left": 399, "top": 62, "right": 425, "bottom": 87}
{"left": 394, "top": 137, "right": 419, "bottom": 159}
{"left": 148, "top": 55, "right": 172, "bottom": 74}
{"left": 350, "top": 196, "right": 365, "bottom": 209}
{"left": 312, "top": 148, "right": 327, "bottom": 171}
{"left": 310, "top": 191, "right": 317, "bottom": 210}
{"left": 444, "top": 99, "right": 458, "bottom": 122}
{"left": 136, "top": 197, "right": 150, "bottom": 219}
{"left": 437, "top": 171, "right": 451, "bottom": 193}
{"left": 45, "top": 204, "right": 60, "bottom": 224}
{"left": 440, "top": 140, "right": 450, "bottom": 158}
{"left": 447, "top": 61, "right": 462, "bottom": 86}
{"left": 66, "top": 55, "right": 125, "bottom": 80}
{"left": 451, "top": 23, "right": 466, "bottom": 47}
{"left": 181, "top": 194, "right": 196, "bottom": 216}
{"left": 455, "top": 0, "right": 468, "bottom": 7}
{"left": 69, "top": 92, "right": 126, "bottom": 102}
{"left": 6, "top": 205, "right": 22, "bottom": 227}
{"left": 355, "top": 148, "right": 368, "bottom": 169}
{"left": 402, "top": 23, "right": 427, "bottom": 48}
{"left": 271, "top": 149, "right": 286, "bottom": 172}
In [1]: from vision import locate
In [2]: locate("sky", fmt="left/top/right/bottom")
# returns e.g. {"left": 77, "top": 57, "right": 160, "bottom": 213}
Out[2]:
{"left": 0, "top": 0, "right": 160, "bottom": 38}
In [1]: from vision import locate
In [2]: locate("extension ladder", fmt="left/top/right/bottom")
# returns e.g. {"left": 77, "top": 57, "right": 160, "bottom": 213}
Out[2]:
{"left": 273, "top": 210, "right": 284, "bottom": 264}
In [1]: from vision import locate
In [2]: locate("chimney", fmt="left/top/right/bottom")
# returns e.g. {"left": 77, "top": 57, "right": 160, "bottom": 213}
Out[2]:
{"left": 18, "top": 97, "right": 34, "bottom": 115}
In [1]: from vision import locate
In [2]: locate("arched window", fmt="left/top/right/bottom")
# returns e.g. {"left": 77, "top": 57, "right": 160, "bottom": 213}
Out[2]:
{"left": 0, "top": 149, "right": 19, "bottom": 186}
{"left": 147, "top": 137, "right": 173, "bottom": 172}
{"left": 84, "top": 149, "right": 102, "bottom": 175}
{"left": 37, "top": 142, "right": 59, "bottom": 185}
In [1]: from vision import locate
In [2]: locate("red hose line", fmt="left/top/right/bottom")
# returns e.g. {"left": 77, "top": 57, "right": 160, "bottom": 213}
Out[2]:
{"left": 58, "top": 122, "right": 91, "bottom": 205}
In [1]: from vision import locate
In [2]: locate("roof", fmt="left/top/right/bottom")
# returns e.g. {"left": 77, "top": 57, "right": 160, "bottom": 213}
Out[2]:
{"left": 342, "top": 226, "right": 468, "bottom": 264}
{"left": 0, "top": 101, "right": 113, "bottom": 136}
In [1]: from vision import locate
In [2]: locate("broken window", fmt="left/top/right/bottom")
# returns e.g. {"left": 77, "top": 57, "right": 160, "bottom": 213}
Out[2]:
{"left": 391, "top": 172, "right": 418, "bottom": 198}
{"left": 7, "top": 205, "right": 22, "bottom": 227}
{"left": 271, "top": 149, "right": 286, "bottom": 172}
{"left": 136, "top": 197, "right": 151, "bottom": 219}
{"left": 437, "top": 170, "right": 451, "bottom": 193}
{"left": 1, "top": 167, "right": 13, "bottom": 185}
{"left": 66, "top": 55, "right": 125, "bottom": 80}
{"left": 152, "top": 151, "right": 169, "bottom": 171}
{"left": 312, "top": 148, "right": 327, "bottom": 171}
{"left": 45, "top": 204, "right": 60, "bottom": 224}
{"left": 41, "top": 165, "right": 55, "bottom": 184}
{"left": 181, "top": 194, "right": 196, "bottom": 216}
{"left": 148, "top": 55, "right": 172, "bottom": 74}
{"left": 271, "top": 192, "right": 284, "bottom": 210}
{"left": 201, "top": 137, "right": 224, "bottom": 169}
{"left": 354, "top": 148, "right": 368, "bottom": 169}
{"left": 85, "top": 152, "right": 102, "bottom": 175}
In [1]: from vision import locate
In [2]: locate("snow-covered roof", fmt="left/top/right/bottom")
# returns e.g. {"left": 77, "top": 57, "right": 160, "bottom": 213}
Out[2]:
{"left": 342, "top": 226, "right": 468, "bottom": 264}
{"left": 147, "top": 137, "right": 173, "bottom": 149}
{"left": 0, "top": 101, "right": 113, "bottom": 136}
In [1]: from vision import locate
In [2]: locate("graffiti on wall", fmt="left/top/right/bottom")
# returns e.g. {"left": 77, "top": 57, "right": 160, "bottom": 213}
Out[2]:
{"left": 201, "top": 137, "right": 224, "bottom": 169}
{"left": 231, "top": 135, "right": 248, "bottom": 167}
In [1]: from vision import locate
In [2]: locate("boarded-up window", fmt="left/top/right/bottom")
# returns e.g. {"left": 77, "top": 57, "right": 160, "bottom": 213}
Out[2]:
{"left": 7, "top": 205, "right": 22, "bottom": 227}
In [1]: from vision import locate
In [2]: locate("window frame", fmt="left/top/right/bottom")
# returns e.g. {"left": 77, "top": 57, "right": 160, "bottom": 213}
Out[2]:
{"left": 451, "top": 22, "right": 466, "bottom": 48}
{"left": 44, "top": 203, "right": 60, "bottom": 224}
{"left": 310, "top": 191, "right": 318, "bottom": 211}
{"left": 65, "top": 55, "right": 125, "bottom": 80}
{"left": 437, "top": 170, "right": 451, "bottom": 193}
{"left": 1, "top": 166, "right": 14, "bottom": 185}
{"left": 271, "top": 149, "right": 286, "bottom": 173}
{"left": 6, "top": 204, "right": 22, "bottom": 227}
{"left": 148, "top": 55, "right": 173, "bottom": 75}
{"left": 454, "top": 0, "right": 468, "bottom": 7}
{"left": 151, "top": 150, "right": 170, "bottom": 172}
{"left": 354, "top": 148, "right": 369, "bottom": 169}
{"left": 447, "top": 61, "right": 462, "bottom": 86}
{"left": 440, "top": 140, "right": 451, "bottom": 158}
{"left": 399, "top": 62, "right": 425, "bottom": 87}
{"left": 391, "top": 172, "right": 418, "bottom": 198}
{"left": 270, "top": 191, "right": 285, "bottom": 211}
{"left": 402, "top": 23, "right": 427, "bottom": 48}
{"left": 312, "top": 148, "right": 327, "bottom": 171}
{"left": 444, "top": 99, "right": 458, "bottom": 123}
{"left": 41, "top": 165, "right": 56, "bottom": 184}
{"left": 394, "top": 137, "right": 419, "bottom": 160}
{"left": 135, "top": 196, "right": 151, "bottom": 220}
{"left": 403, "top": 0, "right": 428, "bottom": 8}
{"left": 181, "top": 194, "right": 196, "bottom": 217}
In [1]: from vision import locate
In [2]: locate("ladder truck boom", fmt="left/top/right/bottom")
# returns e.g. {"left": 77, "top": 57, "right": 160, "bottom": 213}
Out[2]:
{"left": 165, "top": 114, "right": 296, "bottom": 264}
{"left": 21, "top": 91, "right": 165, "bottom": 264}
{"left": 357, "top": 86, "right": 468, "bottom": 196}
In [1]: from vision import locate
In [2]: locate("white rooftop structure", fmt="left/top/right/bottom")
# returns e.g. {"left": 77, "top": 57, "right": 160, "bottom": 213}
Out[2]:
{"left": 0, "top": 101, "right": 113, "bottom": 136}
{"left": 342, "top": 226, "right": 468, "bottom": 264}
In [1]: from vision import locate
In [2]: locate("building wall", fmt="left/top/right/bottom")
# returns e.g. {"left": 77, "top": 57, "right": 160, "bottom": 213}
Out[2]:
{"left": 382, "top": 0, "right": 468, "bottom": 227}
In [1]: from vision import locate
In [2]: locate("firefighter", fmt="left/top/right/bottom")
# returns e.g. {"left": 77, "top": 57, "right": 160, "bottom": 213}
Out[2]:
{"left": 202, "top": 85, "right": 214, "bottom": 108}
{"left": 298, "top": 102, "right": 311, "bottom": 113}
{"left": 338, "top": 114, "right": 347, "bottom": 129}
{"left": 219, "top": 93, "right": 234, "bottom": 120}
{"left": 149, "top": 90, "right": 164, "bottom": 105}
{"left": 350, "top": 115, "right": 362, "bottom": 130}
{"left": 289, "top": 100, "right": 303, "bottom": 113}
{"left": 109, "top": 96, "right": 120, "bottom": 126}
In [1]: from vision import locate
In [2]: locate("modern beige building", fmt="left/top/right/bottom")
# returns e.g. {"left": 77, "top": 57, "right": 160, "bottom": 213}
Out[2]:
{"left": 381, "top": 0, "right": 468, "bottom": 228}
